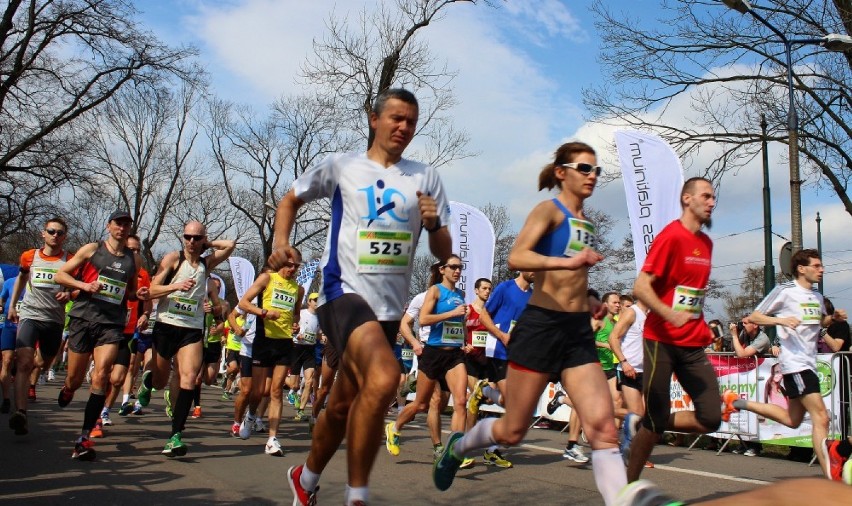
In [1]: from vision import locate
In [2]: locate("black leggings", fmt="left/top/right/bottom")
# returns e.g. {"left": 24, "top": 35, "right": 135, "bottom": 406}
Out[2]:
{"left": 641, "top": 340, "right": 722, "bottom": 434}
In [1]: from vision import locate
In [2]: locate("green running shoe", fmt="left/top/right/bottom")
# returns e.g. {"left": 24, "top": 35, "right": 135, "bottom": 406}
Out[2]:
{"left": 136, "top": 370, "right": 152, "bottom": 407}
{"left": 162, "top": 432, "right": 187, "bottom": 457}
{"left": 433, "top": 431, "right": 464, "bottom": 491}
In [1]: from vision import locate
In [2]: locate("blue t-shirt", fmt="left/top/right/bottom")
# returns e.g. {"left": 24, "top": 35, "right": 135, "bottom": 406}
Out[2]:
{"left": 485, "top": 279, "right": 532, "bottom": 360}
{"left": 426, "top": 284, "right": 465, "bottom": 348}
{"left": 0, "top": 277, "right": 20, "bottom": 329}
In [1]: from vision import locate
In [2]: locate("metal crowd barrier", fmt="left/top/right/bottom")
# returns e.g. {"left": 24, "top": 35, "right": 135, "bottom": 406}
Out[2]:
{"left": 681, "top": 353, "right": 760, "bottom": 454}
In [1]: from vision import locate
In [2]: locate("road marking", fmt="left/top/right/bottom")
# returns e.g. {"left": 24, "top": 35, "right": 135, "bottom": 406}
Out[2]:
{"left": 520, "top": 442, "right": 771, "bottom": 485}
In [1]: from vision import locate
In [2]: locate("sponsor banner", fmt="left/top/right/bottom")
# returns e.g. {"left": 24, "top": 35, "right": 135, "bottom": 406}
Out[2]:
{"left": 296, "top": 258, "right": 321, "bottom": 303}
{"left": 678, "top": 354, "right": 842, "bottom": 447}
{"left": 449, "top": 201, "right": 495, "bottom": 304}
{"left": 614, "top": 130, "right": 684, "bottom": 273}
{"left": 228, "top": 256, "right": 255, "bottom": 301}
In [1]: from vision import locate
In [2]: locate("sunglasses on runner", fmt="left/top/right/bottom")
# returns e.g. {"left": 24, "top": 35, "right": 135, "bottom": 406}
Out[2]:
{"left": 44, "top": 228, "right": 66, "bottom": 236}
{"left": 183, "top": 234, "right": 204, "bottom": 242}
{"left": 559, "top": 162, "right": 602, "bottom": 177}
{"left": 128, "top": 247, "right": 141, "bottom": 253}
{"left": 443, "top": 264, "right": 463, "bottom": 271}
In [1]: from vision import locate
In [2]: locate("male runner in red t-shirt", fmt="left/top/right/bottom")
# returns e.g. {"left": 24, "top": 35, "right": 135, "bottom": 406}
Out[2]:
{"left": 624, "top": 177, "right": 721, "bottom": 482}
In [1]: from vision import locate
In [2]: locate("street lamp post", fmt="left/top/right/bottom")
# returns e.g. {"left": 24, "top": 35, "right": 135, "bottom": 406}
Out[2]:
{"left": 722, "top": 0, "right": 852, "bottom": 254}
{"left": 816, "top": 212, "right": 823, "bottom": 294}
{"left": 760, "top": 114, "right": 774, "bottom": 297}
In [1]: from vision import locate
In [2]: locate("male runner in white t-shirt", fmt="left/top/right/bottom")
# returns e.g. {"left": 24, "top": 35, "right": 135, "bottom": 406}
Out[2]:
{"left": 270, "top": 88, "right": 453, "bottom": 506}
{"left": 723, "top": 249, "right": 847, "bottom": 479}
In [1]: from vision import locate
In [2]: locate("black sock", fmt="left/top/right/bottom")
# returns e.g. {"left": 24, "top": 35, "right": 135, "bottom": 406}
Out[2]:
{"left": 143, "top": 371, "right": 153, "bottom": 389}
{"left": 172, "top": 388, "right": 194, "bottom": 436}
{"left": 838, "top": 439, "right": 852, "bottom": 459}
{"left": 83, "top": 393, "right": 107, "bottom": 431}
{"left": 193, "top": 385, "right": 201, "bottom": 407}
{"left": 566, "top": 440, "right": 577, "bottom": 450}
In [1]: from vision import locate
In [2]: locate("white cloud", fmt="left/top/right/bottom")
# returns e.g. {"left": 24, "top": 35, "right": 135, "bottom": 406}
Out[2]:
{"left": 159, "top": 0, "right": 852, "bottom": 314}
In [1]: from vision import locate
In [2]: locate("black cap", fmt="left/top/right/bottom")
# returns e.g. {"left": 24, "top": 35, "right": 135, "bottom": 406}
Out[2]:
{"left": 108, "top": 210, "right": 133, "bottom": 223}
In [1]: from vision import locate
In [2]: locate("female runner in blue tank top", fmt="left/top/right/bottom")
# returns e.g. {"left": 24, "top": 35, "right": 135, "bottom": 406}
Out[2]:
{"left": 385, "top": 254, "right": 469, "bottom": 456}
{"left": 433, "top": 143, "right": 628, "bottom": 505}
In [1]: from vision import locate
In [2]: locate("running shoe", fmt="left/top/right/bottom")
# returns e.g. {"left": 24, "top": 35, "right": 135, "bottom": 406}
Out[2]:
{"left": 239, "top": 412, "right": 255, "bottom": 440}
{"left": 254, "top": 417, "right": 267, "bottom": 433}
{"left": 483, "top": 449, "right": 513, "bottom": 468}
{"left": 57, "top": 385, "right": 74, "bottom": 407}
{"left": 101, "top": 411, "right": 113, "bottom": 426}
{"left": 563, "top": 446, "right": 589, "bottom": 463}
{"left": 164, "top": 389, "right": 173, "bottom": 418}
{"left": 136, "top": 370, "right": 152, "bottom": 407}
{"left": 467, "top": 379, "right": 488, "bottom": 416}
{"left": 721, "top": 388, "right": 739, "bottom": 422}
{"left": 72, "top": 436, "right": 96, "bottom": 461}
{"left": 287, "top": 391, "right": 297, "bottom": 406}
{"left": 459, "top": 457, "right": 475, "bottom": 469}
{"left": 613, "top": 479, "right": 685, "bottom": 506}
{"left": 265, "top": 436, "right": 284, "bottom": 456}
{"left": 743, "top": 447, "right": 758, "bottom": 457}
{"left": 385, "top": 422, "right": 400, "bottom": 456}
{"left": 824, "top": 438, "right": 843, "bottom": 480}
{"left": 433, "top": 431, "right": 464, "bottom": 491}
{"left": 433, "top": 443, "right": 444, "bottom": 463}
{"left": 27, "top": 385, "right": 36, "bottom": 401}
{"left": 162, "top": 432, "right": 187, "bottom": 457}
{"left": 294, "top": 409, "right": 304, "bottom": 422}
{"left": 90, "top": 419, "right": 104, "bottom": 438}
{"left": 118, "top": 402, "right": 133, "bottom": 416}
{"left": 294, "top": 394, "right": 301, "bottom": 410}
{"left": 843, "top": 459, "right": 852, "bottom": 485}
{"left": 546, "top": 390, "right": 566, "bottom": 416}
{"left": 132, "top": 402, "right": 143, "bottom": 415}
{"left": 9, "top": 410, "right": 28, "bottom": 435}
{"left": 192, "top": 406, "right": 202, "bottom": 419}
{"left": 0, "top": 398, "right": 11, "bottom": 414}
{"left": 287, "top": 465, "right": 319, "bottom": 506}
{"left": 231, "top": 422, "right": 240, "bottom": 438}
{"left": 621, "top": 412, "right": 640, "bottom": 460}
{"left": 47, "top": 369, "right": 56, "bottom": 382}
{"left": 644, "top": 460, "right": 655, "bottom": 468}
{"left": 221, "top": 391, "right": 232, "bottom": 401}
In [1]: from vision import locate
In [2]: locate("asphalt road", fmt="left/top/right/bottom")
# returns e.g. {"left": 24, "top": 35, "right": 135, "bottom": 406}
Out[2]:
{"left": 0, "top": 375, "right": 828, "bottom": 505}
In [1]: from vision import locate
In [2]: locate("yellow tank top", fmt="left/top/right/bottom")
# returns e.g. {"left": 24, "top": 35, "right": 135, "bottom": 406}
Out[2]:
{"left": 261, "top": 272, "right": 298, "bottom": 339}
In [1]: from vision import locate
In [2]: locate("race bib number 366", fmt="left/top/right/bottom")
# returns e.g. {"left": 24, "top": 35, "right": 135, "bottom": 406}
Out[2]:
{"left": 357, "top": 230, "right": 412, "bottom": 274}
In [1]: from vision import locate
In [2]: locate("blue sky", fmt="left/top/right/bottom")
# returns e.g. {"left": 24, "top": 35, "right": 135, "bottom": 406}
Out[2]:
{"left": 138, "top": 0, "right": 852, "bottom": 316}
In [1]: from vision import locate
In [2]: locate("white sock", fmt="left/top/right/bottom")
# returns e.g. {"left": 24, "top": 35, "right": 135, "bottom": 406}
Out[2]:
{"left": 482, "top": 386, "right": 501, "bottom": 404}
{"left": 300, "top": 464, "right": 320, "bottom": 492}
{"left": 487, "top": 444, "right": 499, "bottom": 453}
{"left": 345, "top": 485, "right": 369, "bottom": 505}
{"left": 122, "top": 393, "right": 130, "bottom": 404}
{"left": 592, "top": 448, "right": 627, "bottom": 506}
{"left": 454, "top": 417, "right": 497, "bottom": 457}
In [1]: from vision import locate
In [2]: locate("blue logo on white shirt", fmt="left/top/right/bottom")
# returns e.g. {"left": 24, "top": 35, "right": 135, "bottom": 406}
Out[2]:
{"left": 359, "top": 179, "right": 409, "bottom": 226}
